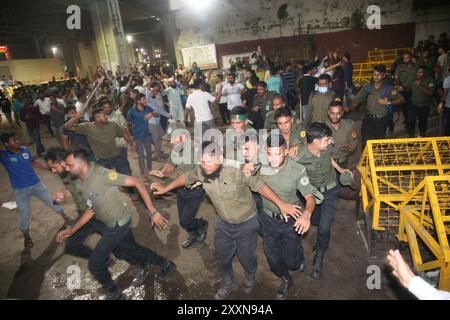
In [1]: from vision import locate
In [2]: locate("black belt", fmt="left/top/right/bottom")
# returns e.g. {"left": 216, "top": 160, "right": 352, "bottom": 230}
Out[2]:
{"left": 367, "top": 113, "right": 388, "bottom": 119}
{"left": 263, "top": 208, "right": 284, "bottom": 220}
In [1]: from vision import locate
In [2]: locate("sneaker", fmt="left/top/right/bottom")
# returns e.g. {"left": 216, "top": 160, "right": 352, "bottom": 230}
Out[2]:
{"left": 182, "top": 234, "right": 198, "bottom": 249}
{"left": 214, "top": 279, "right": 237, "bottom": 300}
{"left": 243, "top": 273, "right": 256, "bottom": 294}
{"left": 132, "top": 262, "right": 152, "bottom": 286}
{"left": 155, "top": 261, "right": 176, "bottom": 282}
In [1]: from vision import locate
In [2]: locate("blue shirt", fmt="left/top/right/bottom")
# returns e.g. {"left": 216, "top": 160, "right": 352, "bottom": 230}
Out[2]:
{"left": 0, "top": 147, "right": 40, "bottom": 189}
{"left": 127, "top": 105, "right": 153, "bottom": 139}
{"left": 266, "top": 76, "right": 282, "bottom": 94}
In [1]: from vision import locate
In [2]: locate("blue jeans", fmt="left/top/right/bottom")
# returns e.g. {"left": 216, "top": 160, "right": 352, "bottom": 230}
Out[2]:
{"left": 176, "top": 187, "right": 206, "bottom": 234}
{"left": 13, "top": 182, "right": 64, "bottom": 231}
{"left": 301, "top": 105, "right": 309, "bottom": 123}
{"left": 96, "top": 149, "right": 131, "bottom": 176}
{"left": 27, "top": 127, "right": 45, "bottom": 155}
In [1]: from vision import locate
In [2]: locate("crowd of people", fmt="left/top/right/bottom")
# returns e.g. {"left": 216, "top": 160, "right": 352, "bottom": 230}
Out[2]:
{"left": 1, "top": 34, "right": 449, "bottom": 300}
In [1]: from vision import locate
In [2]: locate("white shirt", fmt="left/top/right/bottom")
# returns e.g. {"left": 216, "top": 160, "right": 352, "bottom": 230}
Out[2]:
{"left": 33, "top": 98, "right": 51, "bottom": 114}
{"left": 409, "top": 276, "right": 450, "bottom": 300}
{"left": 186, "top": 90, "right": 215, "bottom": 122}
{"left": 444, "top": 76, "right": 450, "bottom": 108}
{"left": 215, "top": 81, "right": 227, "bottom": 104}
{"left": 75, "top": 101, "right": 91, "bottom": 121}
{"left": 437, "top": 53, "right": 449, "bottom": 80}
{"left": 222, "top": 82, "right": 244, "bottom": 110}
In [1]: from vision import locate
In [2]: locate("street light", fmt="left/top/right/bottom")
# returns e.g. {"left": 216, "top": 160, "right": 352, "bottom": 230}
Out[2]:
{"left": 126, "top": 35, "right": 133, "bottom": 43}
{"left": 51, "top": 47, "right": 57, "bottom": 56}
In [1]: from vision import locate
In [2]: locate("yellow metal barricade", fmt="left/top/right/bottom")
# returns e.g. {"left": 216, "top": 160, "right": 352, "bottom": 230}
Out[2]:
{"left": 368, "top": 48, "right": 412, "bottom": 62}
{"left": 397, "top": 176, "right": 450, "bottom": 290}
{"left": 357, "top": 137, "right": 450, "bottom": 231}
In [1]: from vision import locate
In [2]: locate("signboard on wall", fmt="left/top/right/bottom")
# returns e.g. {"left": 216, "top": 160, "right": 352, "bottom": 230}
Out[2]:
{"left": 181, "top": 44, "right": 217, "bottom": 70}
{"left": 221, "top": 52, "right": 254, "bottom": 69}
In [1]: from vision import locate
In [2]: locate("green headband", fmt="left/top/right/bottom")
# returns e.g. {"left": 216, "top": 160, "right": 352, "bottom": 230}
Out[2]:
{"left": 235, "top": 114, "right": 247, "bottom": 121}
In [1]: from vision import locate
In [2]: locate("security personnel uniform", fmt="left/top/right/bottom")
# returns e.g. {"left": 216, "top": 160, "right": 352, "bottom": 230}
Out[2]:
{"left": 407, "top": 76, "right": 436, "bottom": 137}
{"left": 260, "top": 158, "right": 314, "bottom": 279}
{"left": 395, "top": 63, "right": 417, "bottom": 122}
{"left": 69, "top": 164, "right": 171, "bottom": 295}
{"left": 166, "top": 142, "right": 207, "bottom": 242}
{"left": 183, "top": 165, "right": 264, "bottom": 290}
{"left": 264, "top": 110, "right": 277, "bottom": 130}
{"left": 295, "top": 144, "right": 340, "bottom": 256}
{"left": 352, "top": 82, "right": 402, "bottom": 148}
{"left": 61, "top": 174, "right": 87, "bottom": 215}
{"left": 325, "top": 119, "right": 358, "bottom": 168}
{"left": 304, "top": 90, "right": 334, "bottom": 127}
{"left": 224, "top": 125, "right": 258, "bottom": 161}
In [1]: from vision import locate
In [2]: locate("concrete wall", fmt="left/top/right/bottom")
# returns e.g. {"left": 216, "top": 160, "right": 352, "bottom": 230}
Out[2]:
{"left": 0, "top": 59, "right": 64, "bottom": 84}
{"left": 169, "top": 0, "right": 449, "bottom": 65}
{"left": 414, "top": 6, "right": 450, "bottom": 45}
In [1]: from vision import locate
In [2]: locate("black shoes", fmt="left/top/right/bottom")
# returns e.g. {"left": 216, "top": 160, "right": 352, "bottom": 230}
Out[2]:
{"left": 22, "top": 230, "right": 33, "bottom": 248}
{"left": 182, "top": 220, "right": 208, "bottom": 248}
{"left": 311, "top": 252, "right": 325, "bottom": 280}
{"left": 155, "top": 261, "right": 176, "bottom": 282}
{"left": 132, "top": 262, "right": 152, "bottom": 286}
{"left": 214, "top": 278, "right": 237, "bottom": 300}
{"left": 276, "top": 274, "right": 293, "bottom": 300}
{"left": 105, "top": 286, "right": 123, "bottom": 300}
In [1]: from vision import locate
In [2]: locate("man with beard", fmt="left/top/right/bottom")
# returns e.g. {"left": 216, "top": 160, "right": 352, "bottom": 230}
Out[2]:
{"left": 161, "top": 79, "right": 185, "bottom": 124}
{"left": 261, "top": 134, "right": 315, "bottom": 300}
{"left": 151, "top": 141, "right": 303, "bottom": 300}
{"left": 325, "top": 98, "right": 358, "bottom": 168}
{"left": 274, "top": 107, "right": 304, "bottom": 159}
{"left": 54, "top": 145, "right": 175, "bottom": 300}
{"left": 224, "top": 106, "right": 257, "bottom": 161}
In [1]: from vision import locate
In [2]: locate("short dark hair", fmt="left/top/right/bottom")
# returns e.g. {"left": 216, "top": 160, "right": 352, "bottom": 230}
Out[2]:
{"left": 328, "top": 97, "right": 343, "bottom": 108}
{"left": 343, "top": 52, "right": 351, "bottom": 60}
{"left": 136, "top": 93, "right": 146, "bottom": 103}
{"left": 0, "top": 132, "right": 15, "bottom": 145}
{"left": 100, "top": 99, "right": 111, "bottom": 108}
{"left": 44, "top": 147, "right": 69, "bottom": 163}
{"left": 64, "top": 105, "right": 76, "bottom": 115}
{"left": 266, "top": 134, "right": 286, "bottom": 148}
{"left": 306, "top": 122, "right": 332, "bottom": 144}
{"left": 274, "top": 107, "right": 292, "bottom": 120}
{"left": 230, "top": 106, "right": 247, "bottom": 117}
{"left": 257, "top": 81, "right": 267, "bottom": 89}
{"left": 373, "top": 64, "right": 386, "bottom": 73}
{"left": 92, "top": 107, "right": 104, "bottom": 118}
{"left": 227, "top": 73, "right": 236, "bottom": 79}
{"left": 273, "top": 95, "right": 285, "bottom": 103}
{"left": 70, "top": 145, "right": 91, "bottom": 162}
{"left": 318, "top": 73, "right": 332, "bottom": 82}
{"left": 201, "top": 141, "right": 222, "bottom": 157}
{"left": 416, "top": 65, "right": 428, "bottom": 73}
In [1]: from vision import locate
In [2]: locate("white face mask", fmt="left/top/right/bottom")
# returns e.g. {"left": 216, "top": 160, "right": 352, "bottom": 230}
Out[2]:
{"left": 317, "top": 86, "right": 328, "bottom": 93}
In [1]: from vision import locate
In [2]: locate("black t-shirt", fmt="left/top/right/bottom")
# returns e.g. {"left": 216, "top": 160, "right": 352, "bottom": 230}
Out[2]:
{"left": 299, "top": 75, "right": 318, "bottom": 106}
{"left": 242, "top": 88, "right": 257, "bottom": 110}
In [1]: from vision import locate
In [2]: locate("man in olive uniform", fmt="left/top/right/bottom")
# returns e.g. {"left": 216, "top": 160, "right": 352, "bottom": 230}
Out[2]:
{"left": 325, "top": 98, "right": 358, "bottom": 168}
{"left": 56, "top": 146, "right": 175, "bottom": 300}
{"left": 261, "top": 134, "right": 316, "bottom": 300}
{"left": 264, "top": 95, "right": 285, "bottom": 130}
{"left": 293, "top": 122, "right": 350, "bottom": 279}
{"left": 252, "top": 81, "right": 278, "bottom": 130}
{"left": 274, "top": 107, "right": 304, "bottom": 158}
{"left": 64, "top": 107, "right": 137, "bottom": 197}
{"left": 304, "top": 74, "right": 334, "bottom": 127}
{"left": 350, "top": 64, "right": 405, "bottom": 148}
{"left": 150, "top": 122, "right": 208, "bottom": 249}
{"left": 224, "top": 106, "right": 258, "bottom": 161}
{"left": 151, "top": 141, "right": 303, "bottom": 300}
{"left": 407, "top": 65, "right": 436, "bottom": 137}
{"left": 394, "top": 52, "right": 417, "bottom": 129}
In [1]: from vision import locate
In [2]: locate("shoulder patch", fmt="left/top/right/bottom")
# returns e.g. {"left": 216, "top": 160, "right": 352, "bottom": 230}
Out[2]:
{"left": 300, "top": 176, "right": 310, "bottom": 186}
{"left": 428, "top": 82, "right": 434, "bottom": 88}
{"left": 351, "top": 131, "right": 358, "bottom": 138}
{"left": 108, "top": 172, "right": 118, "bottom": 181}
{"left": 391, "top": 89, "right": 397, "bottom": 95}
{"left": 300, "top": 130, "right": 306, "bottom": 138}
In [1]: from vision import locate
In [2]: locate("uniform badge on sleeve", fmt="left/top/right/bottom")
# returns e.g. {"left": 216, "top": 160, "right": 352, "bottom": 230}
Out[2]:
{"left": 300, "top": 131, "right": 306, "bottom": 138}
{"left": 22, "top": 153, "right": 30, "bottom": 160}
{"left": 300, "top": 176, "right": 310, "bottom": 186}
{"left": 428, "top": 83, "right": 434, "bottom": 87}
{"left": 391, "top": 89, "right": 397, "bottom": 95}
{"left": 351, "top": 131, "right": 358, "bottom": 138}
{"left": 108, "top": 172, "right": 118, "bottom": 181}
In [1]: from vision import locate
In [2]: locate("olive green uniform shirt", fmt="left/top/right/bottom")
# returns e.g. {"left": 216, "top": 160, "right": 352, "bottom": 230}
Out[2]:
{"left": 253, "top": 92, "right": 277, "bottom": 119}
{"left": 183, "top": 165, "right": 264, "bottom": 224}
{"left": 61, "top": 174, "right": 87, "bottom": 214}
{"left": 411, "top": 77, "right": 436, "bottom": 107}
{"left": 224, "top": 126, "right": 258, "bottom": 160}
{"left": 295, "top": 144, "right": 336, "bottom": 188}
{"left": 395, "top": 64, "right": 417, "bottom": 92}
{"left": 306, "top": 91, "right": 334, "bottom": 126}
{"left": 75, "top": 121, "right": 124, "bottom": 159}
{"left": 261, "top": 158, "right": 313, "bottom": 215}
{"left": 352, "top": 83, "right": 402, "bottom": 117}
{"left": 74, "top": 164, "right": 131, "bottom": 226}
{"left": 264, "top": 111, "right": 277, "bottom": 130}
{"left": 325, "top": 119, "right": 358, "bottom": 164}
